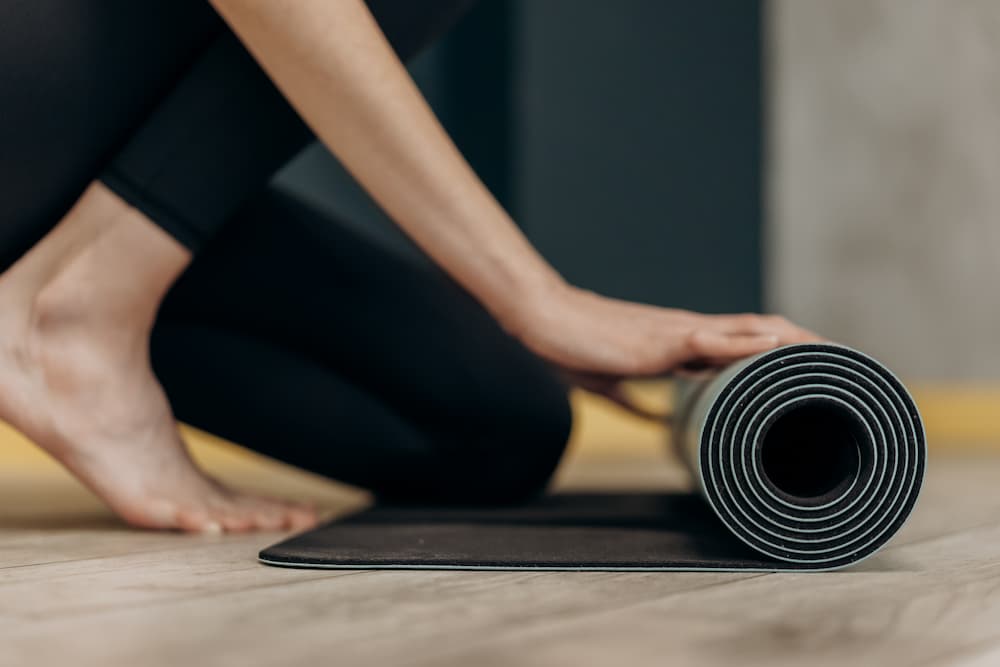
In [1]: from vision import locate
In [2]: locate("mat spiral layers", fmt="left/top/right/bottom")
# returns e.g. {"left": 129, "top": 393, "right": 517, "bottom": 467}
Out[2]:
{"left": 676, "top": 343, "right": 925, "bottom": 569}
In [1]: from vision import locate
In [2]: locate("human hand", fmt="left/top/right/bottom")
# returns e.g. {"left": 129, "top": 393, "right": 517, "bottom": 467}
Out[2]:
{"left": 505, "top": 283, "right": 822, "bottom": 418}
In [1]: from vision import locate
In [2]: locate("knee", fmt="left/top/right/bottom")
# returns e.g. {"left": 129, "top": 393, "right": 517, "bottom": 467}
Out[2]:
{"left": 434, "top": 379, "right": 573, "bottom": 505}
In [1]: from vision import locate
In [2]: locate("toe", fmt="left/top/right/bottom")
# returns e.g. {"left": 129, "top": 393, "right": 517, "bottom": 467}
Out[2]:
{"left": 234, "top": 494, "right": 289, "bottom": 531}
{"left": 252, "top": 507, "right": 286, "bottom": 531}
{"left": 240, "top": 496, "right": 314, "bottom": 530}
{"left": 288, "top": 506, "right": 319, "bottom": 531}
{"left": 218, "top": 510, "right": 256, "bottom": 533}
{"left": 175, "top": 508, "right": 221, "bottom": 534}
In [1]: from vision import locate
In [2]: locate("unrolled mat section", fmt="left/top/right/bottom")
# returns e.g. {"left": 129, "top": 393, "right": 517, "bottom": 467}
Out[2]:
{"left": 260, "top": 344, "right": 926, "bottom": 571}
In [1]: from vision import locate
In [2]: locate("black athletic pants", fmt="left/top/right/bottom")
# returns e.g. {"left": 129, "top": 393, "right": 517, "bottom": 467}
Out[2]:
{"left": 0, "top": 1, "right": 571, "bottom": 503}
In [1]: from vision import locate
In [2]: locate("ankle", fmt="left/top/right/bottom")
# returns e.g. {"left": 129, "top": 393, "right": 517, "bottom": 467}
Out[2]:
{"left": 2, "top": 180, "right": 190, "bottom": 322}
{"left": 30, "top": 274, "right": 137, "bottom": 338}
{"left": 25, "top": 199, "right": 191, "bottom": 334}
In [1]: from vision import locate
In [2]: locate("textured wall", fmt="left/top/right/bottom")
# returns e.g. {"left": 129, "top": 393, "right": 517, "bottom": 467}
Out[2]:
{"left": 769, "top": 0, "right": 1000, "bottom": 379}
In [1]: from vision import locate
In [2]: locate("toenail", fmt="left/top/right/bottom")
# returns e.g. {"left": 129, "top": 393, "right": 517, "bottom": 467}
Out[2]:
{"left": 201, "top": 521, "right": 223, "bottom": 535}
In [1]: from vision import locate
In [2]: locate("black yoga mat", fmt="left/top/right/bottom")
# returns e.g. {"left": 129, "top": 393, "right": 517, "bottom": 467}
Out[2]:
{"left": 261, "top": 344, "right": 926, "bottom": 572}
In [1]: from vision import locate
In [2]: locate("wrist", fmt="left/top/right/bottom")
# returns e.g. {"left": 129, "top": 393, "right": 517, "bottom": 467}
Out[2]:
{"left": 488, "top": 267, "right": 569, "bottom": 341}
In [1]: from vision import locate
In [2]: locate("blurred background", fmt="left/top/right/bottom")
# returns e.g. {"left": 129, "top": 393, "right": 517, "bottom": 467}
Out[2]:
{"left": 278, "top": 0, "right": 1000, "bottom": 390}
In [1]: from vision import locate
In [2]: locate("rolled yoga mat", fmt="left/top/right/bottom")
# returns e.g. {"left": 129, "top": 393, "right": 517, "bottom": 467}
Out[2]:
{"left": 260, "top": 343, "right": 926, "bottom": 571}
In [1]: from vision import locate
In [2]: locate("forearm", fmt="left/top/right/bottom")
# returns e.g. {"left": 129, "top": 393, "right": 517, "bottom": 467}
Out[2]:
{"left": 210, "top": 0, "right": 563, "bottom": 328}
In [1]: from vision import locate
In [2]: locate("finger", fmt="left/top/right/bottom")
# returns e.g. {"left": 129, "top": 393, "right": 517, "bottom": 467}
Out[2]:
{"left": 675, "top": 364, "right": 719, "bottom": 378}
{"left": 709, "top": 314, "right": 822, "bottom": 344}
{"left": 687, "top": 330, "right": 780, "bottom": 360}
{"left": 793, "top": 328, "right": 826, "bottom": 343}
{"left": 686, "top": 354, "right": 765, "bottom": 370}
{"left": 558, "top": 368, "right": 614, "bottom": 393}
{"left": 564, "top": 368, "right": 673, "bottom": 421}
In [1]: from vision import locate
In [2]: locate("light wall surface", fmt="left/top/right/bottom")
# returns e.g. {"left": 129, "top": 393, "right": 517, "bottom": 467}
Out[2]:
{"left": 769, "top": 0, "right": 1000, "bottom": 379}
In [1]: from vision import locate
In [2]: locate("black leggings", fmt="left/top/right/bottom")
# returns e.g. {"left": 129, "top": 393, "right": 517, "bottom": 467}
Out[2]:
{"left": 1, "top": 1, "right": 571, "bottom": 503}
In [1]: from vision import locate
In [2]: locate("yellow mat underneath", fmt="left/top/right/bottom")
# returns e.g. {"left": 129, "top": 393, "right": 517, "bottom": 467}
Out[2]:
{"left": 1, "top": 382, "right": 996, "bottom": 477}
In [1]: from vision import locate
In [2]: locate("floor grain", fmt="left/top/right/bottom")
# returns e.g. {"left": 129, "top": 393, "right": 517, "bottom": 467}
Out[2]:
{"left": 0, "top": 446, "right": 995, "bottom": 667}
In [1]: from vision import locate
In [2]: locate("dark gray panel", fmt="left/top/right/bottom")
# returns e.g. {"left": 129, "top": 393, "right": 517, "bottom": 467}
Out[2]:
{"left": 277, "top": 1, "right": 763, "bottom": 312}
{"left": 516, "top": 0, "right": 762, "bottom": 312}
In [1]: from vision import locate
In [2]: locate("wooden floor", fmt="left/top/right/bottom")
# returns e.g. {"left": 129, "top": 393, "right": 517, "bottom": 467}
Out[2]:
{"left": 3, "top": 430, "right": 1000, "bottom": 667}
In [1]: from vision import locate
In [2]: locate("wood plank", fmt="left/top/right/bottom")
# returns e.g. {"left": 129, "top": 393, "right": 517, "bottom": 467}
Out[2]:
{"left": 0, "top": 452, "right": 977, "bottom": 612}
{"left": 3, "top": 568, "right": 761, "bottom": 666}
{"left": 1, "top": 453, "right": 996, "bottom": 666}
{"left": 3, "top": 457, "right": 994, "bottom": 667}
{"left": 0, "top": 536, "right": 359, "bottom": 622}
{"left": 410, "top": 516, "right": 1000, "bottom": 667}
{"left": 10, "top": 510, "right": 1000, "bottom": 667}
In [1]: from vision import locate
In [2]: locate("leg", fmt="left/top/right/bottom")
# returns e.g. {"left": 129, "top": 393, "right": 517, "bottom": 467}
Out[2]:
{"left": 154, "top": 187, "right": 572, "bottom": 504}
{"left": 0, "top": 0, "right": 224, "bottom": 270}
{"left": 0, "top": 1, "right": 483, "bottom": 528}
{"left": 99, "top": 0, "right": 479, "bottom": 253}
{"left": 1, "top": 0, "right": 473, "bottom": 265}
{"left": 0, "top": 2, "right": 309, "bottom": 532}
{"left": 0, "top": 185, "right": 314, "bottom": 532}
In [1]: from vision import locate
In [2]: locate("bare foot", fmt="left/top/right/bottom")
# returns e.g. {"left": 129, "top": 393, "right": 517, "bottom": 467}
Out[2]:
{"left": 0, "top": 184, "right": 317, "bottom": 533}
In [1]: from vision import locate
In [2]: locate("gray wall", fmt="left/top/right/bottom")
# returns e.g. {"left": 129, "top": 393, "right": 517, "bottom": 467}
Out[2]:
{"left": 516, "top": 0, "right": 762, "bottom": 312}
{"left": 769, "top": 0, "right": 1000, "bottom": 379}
